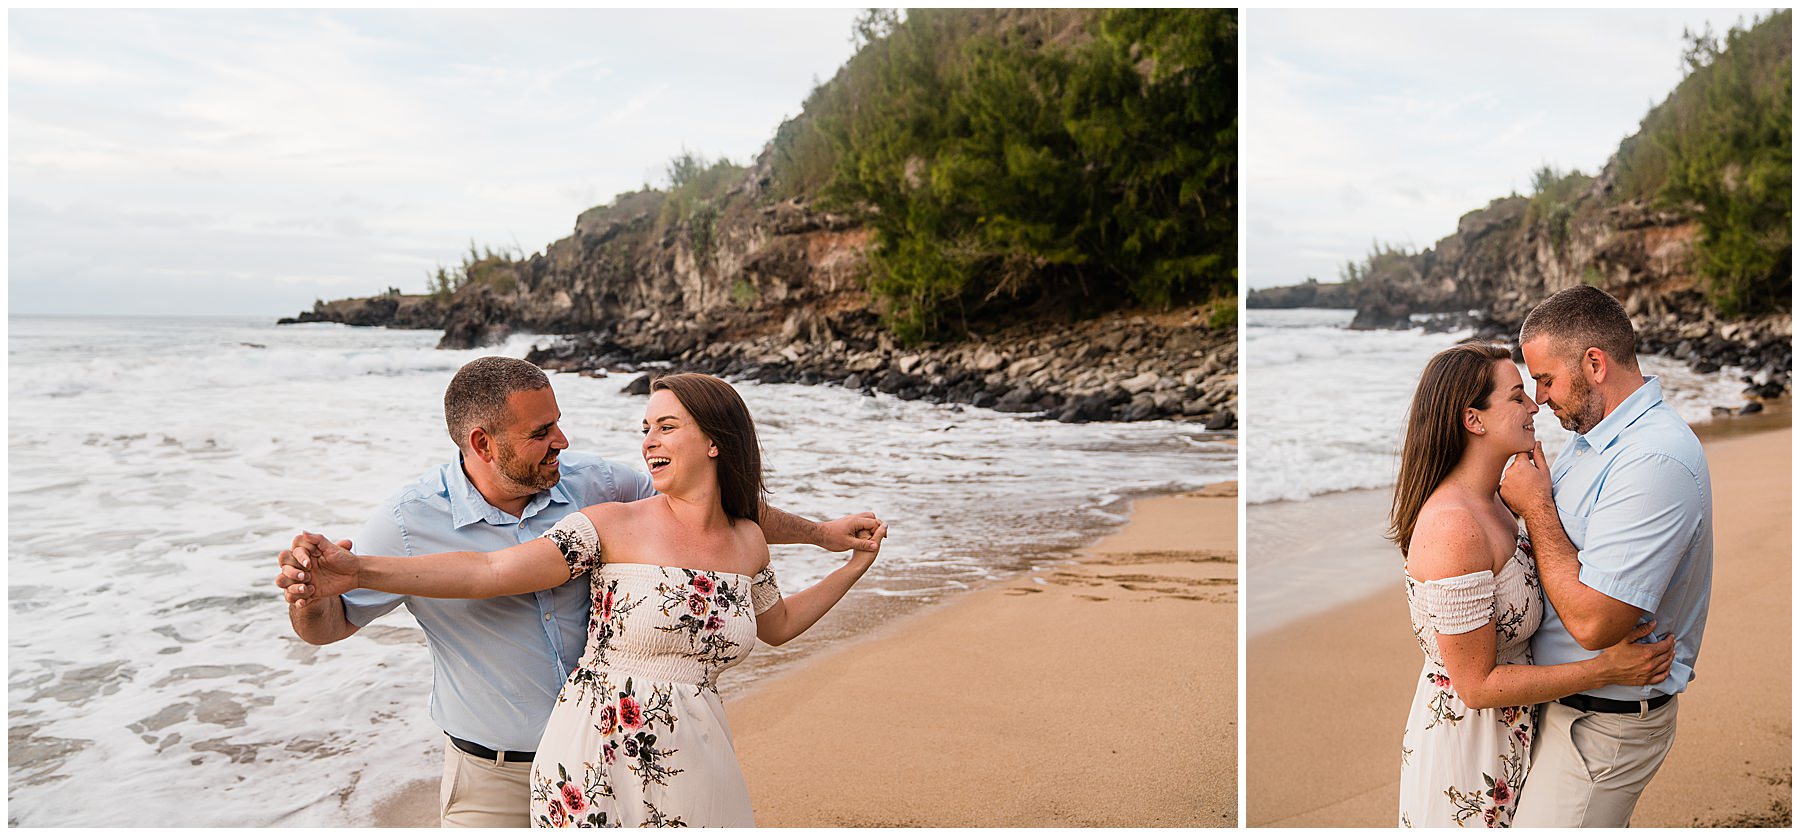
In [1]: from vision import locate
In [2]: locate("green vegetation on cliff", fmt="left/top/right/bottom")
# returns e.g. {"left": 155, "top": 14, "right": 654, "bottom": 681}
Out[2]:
{"left": 1613, "top": 10, "right": 1791, "bottom": 315}
{"left": 1523, "top": 166, "right": 1594, "bottom": 253}
{"left": 772, "top": 9, "right": 1237, "bottom": 341}
{"left": 430, "top": 242, "right": 522, "bottom": 302}
{"left": 660, "top": 151, "right": 746, "bottom": 268}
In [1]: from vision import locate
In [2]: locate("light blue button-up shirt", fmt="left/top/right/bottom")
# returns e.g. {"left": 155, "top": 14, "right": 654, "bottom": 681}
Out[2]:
{"left": 1530, "top": 376, "right": 1713, "bottom": 700}
{"left": 343, "top": 451, "right": 655, "bottom": 751}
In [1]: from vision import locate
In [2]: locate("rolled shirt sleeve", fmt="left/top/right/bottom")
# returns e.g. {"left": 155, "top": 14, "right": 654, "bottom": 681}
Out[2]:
{"left": 1575, "top": 452, "right": 1707, "bottom": 613}
{"left": 341, "top": 506, "right": 410, "bottom": 628}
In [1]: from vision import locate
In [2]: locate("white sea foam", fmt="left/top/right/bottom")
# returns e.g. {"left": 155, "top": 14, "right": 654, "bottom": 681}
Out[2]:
{"left": 7, "top": 315, "right": 1232, "bottom": 827}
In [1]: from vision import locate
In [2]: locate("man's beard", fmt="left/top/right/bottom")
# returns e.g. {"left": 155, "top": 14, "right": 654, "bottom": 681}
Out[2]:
{"left": 1556, "top": 374, "right": 1607, "bottom": 434}
{"left": 494, "top": 443, "right": 561, "bottom": 494}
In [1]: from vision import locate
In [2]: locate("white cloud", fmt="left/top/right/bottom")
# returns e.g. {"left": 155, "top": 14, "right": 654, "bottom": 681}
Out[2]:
{"left": 1244, "top": 7, "right": 1772, "bottom": 289}
{"left": 10, "top": 8, "right": 864, "bottom": 315}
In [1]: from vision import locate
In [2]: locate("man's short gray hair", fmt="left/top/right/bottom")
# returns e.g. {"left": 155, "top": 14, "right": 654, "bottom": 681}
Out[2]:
{"left": 1519, "top": 285, "right": 1640, "bottom": 371}
{"left": 444, "top": 357, "right": 551, "bottom": 453}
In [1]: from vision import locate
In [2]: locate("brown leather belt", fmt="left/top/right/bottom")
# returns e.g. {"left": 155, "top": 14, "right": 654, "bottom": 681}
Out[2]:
{"left": 448, "top": 734, "right": 535, "bottom": 763}
{"left": 1557, "top": 692, "right": 1674, "bottom": 714}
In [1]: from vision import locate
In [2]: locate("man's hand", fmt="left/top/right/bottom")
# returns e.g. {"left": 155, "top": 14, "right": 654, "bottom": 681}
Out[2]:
{"left": 850, "top": 522, "right": 889, "bottom": 562}
{"left": 276, "top": 538, "right": 351, "bottom": 607}
{"left": 282, "top": 533, "right": 364, "bottom": 608}
{"left": 1500, "top": 442, "right": 1555, "bottom": 520}
{"left": 815, "top": 511, "right": 884, "bottom": 552}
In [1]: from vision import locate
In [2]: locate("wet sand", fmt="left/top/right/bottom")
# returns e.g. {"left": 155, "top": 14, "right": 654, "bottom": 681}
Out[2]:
{"left": 1247, "top": 423, "right": 1791, "bottom": 827}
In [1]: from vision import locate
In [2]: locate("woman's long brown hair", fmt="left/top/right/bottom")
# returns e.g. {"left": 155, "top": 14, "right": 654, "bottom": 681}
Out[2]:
{"left": 1388, "top": 343, "right": 1513, "bottom": 558}
{"left": 651, "top": 373, "right": 767, "bottom": 523}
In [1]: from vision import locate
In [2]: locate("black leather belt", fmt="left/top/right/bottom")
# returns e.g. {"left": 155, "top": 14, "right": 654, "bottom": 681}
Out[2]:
{"left": 1558, "top": 692, "right": 1674, "bottom": 714}
{"left": 448, "top": 734, "right": 535, "bottom": 763}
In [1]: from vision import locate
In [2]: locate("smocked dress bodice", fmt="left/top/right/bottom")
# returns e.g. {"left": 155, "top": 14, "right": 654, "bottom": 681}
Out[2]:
{"left": 1398, "top": 531, "right": 1543, "bottom": 828}
{"left": 529, "top": 511, "right": 782, "bottom": 827}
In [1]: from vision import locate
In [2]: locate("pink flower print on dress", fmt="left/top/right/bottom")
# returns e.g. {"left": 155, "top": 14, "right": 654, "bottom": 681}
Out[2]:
{"left": 692, "top": 574, "right": 714, "bottom": 595}
{"left": 560, "top": 783, "right": 587, "bottom": 813}
{"left": 619, "top": 696, "right": 644, "bottom": 729}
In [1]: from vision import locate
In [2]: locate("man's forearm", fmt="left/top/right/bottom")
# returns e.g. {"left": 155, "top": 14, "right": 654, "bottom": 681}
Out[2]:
{"left": 758, "top": 503, "right": 820, "bottom": 547}
{"left": 1518, "top": 502, "right": 1640, "bottom": 650}
{"left": 1519, "top": 500, "right": 1582, "bottom": 600}
{"left": 289, "top": 595, "right": 359, "bottom": 646}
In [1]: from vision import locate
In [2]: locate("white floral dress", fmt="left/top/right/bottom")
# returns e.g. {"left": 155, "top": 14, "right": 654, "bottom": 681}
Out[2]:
{"left": 1399, "top": 533, "right": 1542, "bottom": 828}
{"left": 529, "top": 512, "right": 781, "bottom": 827}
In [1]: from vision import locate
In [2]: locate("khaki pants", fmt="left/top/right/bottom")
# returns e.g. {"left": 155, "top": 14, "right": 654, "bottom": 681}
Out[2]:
{"left": 439, "top": 738, "right": 533, "bottom": 828}
{"left": 1513, "top": 696, "right": 1679, "bottom": 827}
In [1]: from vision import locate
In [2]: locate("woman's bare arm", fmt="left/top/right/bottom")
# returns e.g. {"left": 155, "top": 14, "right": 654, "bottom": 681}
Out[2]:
{"left": 286, "top": 529, "right": 572, "bottom": 602}
{"left": 756, "top": 522, "right": 887, "bottom": 646}
{"left": 1411, "top": 508, "right": 1672, "bottom": 709}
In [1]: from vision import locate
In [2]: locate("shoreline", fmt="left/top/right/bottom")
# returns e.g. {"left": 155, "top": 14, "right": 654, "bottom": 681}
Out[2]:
{"left": 1248, "top": 421, "right": 1791, "bottom": 827}
{"left": 367, "top": 482, "right": 1237, "bottom": 826}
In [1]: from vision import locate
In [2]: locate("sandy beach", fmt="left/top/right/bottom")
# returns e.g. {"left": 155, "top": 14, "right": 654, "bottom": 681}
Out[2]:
{"left": 372, "top": 483, "right": 1238, "bottom": 826}
{"left": 729, "top": 482, "right": 1239, "bottom": 826}
{"left": 1247, "top": 420, "right": 1791, "bottom": 827}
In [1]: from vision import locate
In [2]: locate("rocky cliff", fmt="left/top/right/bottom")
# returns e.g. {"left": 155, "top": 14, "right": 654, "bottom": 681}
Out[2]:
{"left": 277, "top": 293, "right": 446, "bottom": 329}
{"left": 1247, "top": 165, "right": 1791, "bottom": 401}
{"left": 279, "top": 146, "right": 1236, "bottom": 428}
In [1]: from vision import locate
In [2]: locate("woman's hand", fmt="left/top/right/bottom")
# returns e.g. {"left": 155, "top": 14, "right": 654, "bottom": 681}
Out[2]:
{"left": 1590, "top": 619, "right": 1675, "bottom": 686}
{"left": 284, "top": 532, "right": 364, "bottom": 607}
{"left": 849, "top": 523, "right": 888, "bottom": 564}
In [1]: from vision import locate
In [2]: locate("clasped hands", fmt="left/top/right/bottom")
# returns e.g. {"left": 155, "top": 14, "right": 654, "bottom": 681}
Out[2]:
{"left": 275, "top": 533, "right": 359, "bottom": 610}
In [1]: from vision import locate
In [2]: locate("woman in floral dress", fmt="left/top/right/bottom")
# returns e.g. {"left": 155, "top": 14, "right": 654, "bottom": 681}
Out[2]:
{"left": 289, "top": 373, "right": 886, "bottom": 827}
{"left": 1388, "top": 344, "right": 1672, "bottom": 827}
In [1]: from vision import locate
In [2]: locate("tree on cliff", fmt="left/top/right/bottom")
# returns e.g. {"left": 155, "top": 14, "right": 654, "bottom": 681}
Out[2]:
{"left": 1615, "top": 9, "right": 1791, "bottom": 316}
{"left": 777, "top": 9, "right": 1237, "bottom": 342}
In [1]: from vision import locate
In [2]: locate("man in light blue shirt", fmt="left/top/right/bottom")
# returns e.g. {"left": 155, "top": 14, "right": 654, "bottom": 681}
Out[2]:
{"left": 1499, "top": 286, "right": 1712, "bottom": 827}
{"left": 277, "top": 357, "right": 880, "bottom": 826}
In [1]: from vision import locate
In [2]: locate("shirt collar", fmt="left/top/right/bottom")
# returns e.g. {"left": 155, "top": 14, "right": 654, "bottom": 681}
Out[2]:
{"left": 1575, "top": 375, "right": 1663, "bottom": 453}
{"left": 447, "top": 454, "right": 573, "bottom": 528}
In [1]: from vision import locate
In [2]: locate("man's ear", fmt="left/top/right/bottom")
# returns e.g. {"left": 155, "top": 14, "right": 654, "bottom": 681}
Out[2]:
{"left": 469, "top": 427, "right": 496, "bottom": 463}
{"left": 1585, "top": 347, "right": 1609, "bottom": 385}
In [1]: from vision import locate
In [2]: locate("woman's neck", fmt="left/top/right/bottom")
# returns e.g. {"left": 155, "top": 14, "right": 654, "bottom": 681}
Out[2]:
{"left": 1441, "top": 443, "right": 1513, "bottom": 498}
{"left": 659, "top": 485, "right": 729, "bottom": 530}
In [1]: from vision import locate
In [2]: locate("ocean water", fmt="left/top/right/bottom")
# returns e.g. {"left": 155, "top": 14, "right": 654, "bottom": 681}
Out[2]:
{"left": 1244, "top": 307, "right": 1752, "bottom": 505}
{"left": 1243, "top": 307, "right": 1752, "bottom": 635}
{"left": 7, "top": 315, "right": 1234, "bottom": 826}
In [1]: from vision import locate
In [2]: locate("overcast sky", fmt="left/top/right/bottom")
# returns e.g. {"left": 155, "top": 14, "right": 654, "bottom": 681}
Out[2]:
{"left": 1244, "top": 8, "right": 1773, "bottom": 289}
{"left": 10, "top": 9, "right": 864, "bottom": 316}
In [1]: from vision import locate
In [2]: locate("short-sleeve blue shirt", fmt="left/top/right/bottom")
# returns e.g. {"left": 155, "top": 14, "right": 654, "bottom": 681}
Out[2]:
{"left": 1530, "top": 377, "right": 1713, "bottom": 700}
{"left": 343, "top": 451, "right": 655, "bottom": 751}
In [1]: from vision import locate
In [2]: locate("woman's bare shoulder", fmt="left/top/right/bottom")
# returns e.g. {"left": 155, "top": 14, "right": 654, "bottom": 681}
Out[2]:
{"left": 735, "top": 518, "right": 770, "bottom": 571}
{"left": 578, "top": 499, "right": 657, "bottom": 531}
{"left": 1408, "top": 495, "right": 1495, "bottom": 581}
